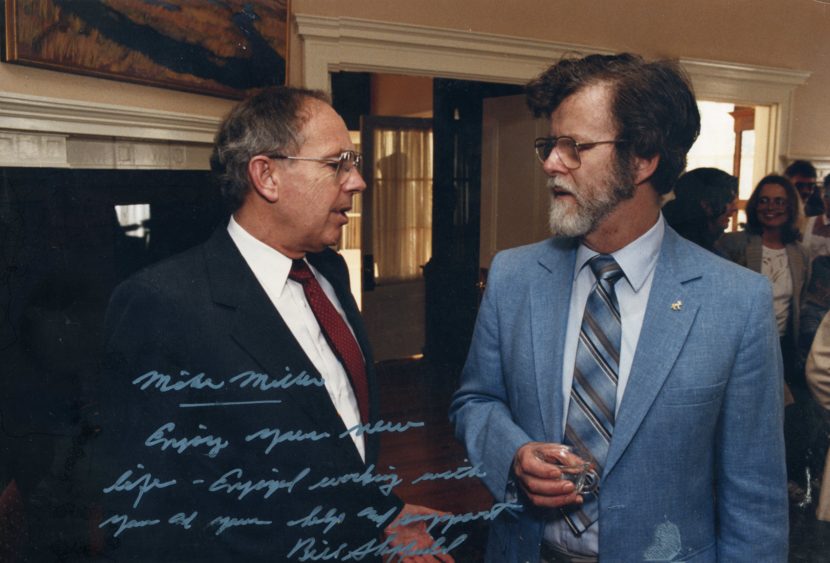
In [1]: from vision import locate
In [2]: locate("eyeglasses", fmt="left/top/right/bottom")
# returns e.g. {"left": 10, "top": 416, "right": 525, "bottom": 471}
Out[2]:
{"left": 534, "top": 136, "right": 625, "bottom": 170}
{"left": 758, "top": 196, "right": 788, "bottom": 207}
{"left": 266, "top": 150, "right": 363, "bottom": 182}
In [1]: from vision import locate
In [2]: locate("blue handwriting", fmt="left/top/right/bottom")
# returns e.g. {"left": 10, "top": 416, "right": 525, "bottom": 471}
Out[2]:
{"left": 133, "top": 370, "right": 225, "bottom": 392}
{"left": 287, "top": 505, "right": 346, "bottom": 535}
{"left": 288, "top": 532, "right": 467, "bottom": 561}
{"left": 307, "top": 464, "right": 401, "bottom": 496}
{"left": 398, "top": 502, "right": 522, "bottom": 535}
{"left": 245, "top": 427, "right": 331, "bottom": 455}
{"left": 229, "top": 369, "right": 324, "bottom": 390}
{"left": 102, "top": 464, "right": 176, "bottom": 508}
{"left": 339, "top": 419, "right": 424, "bottom": 439}
{"left": 411, "top": 462, "right": 486, "bottom": 484}
{"left": 99, "top": 514, "right": 161, "bottom": 537}
{"left": 208, "top": 515, "right": 273, "bottom": 535}
{"left": 208, "top": 467, "right": 310, "bottom": 500}
{"left": 356, "top": 506, "right": 398, "bottom": 528}
{"left": 145, "top": 422, "right": 229, "bottom": 458}
{"left": 168, "top": 511, "right": 198, "bottom": 529}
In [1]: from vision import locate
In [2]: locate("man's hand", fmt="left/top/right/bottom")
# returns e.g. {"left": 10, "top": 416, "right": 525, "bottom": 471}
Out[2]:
{"left": 382, "top": 503, "right": 455, "bottom": 563}
{"left": 513, "top": 442, "right": 584, "bottom": 508}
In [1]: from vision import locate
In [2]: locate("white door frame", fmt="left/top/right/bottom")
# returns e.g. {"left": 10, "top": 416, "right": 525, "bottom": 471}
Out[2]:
{"left": 296, "top": 15, "right": 810, "bottom": 173}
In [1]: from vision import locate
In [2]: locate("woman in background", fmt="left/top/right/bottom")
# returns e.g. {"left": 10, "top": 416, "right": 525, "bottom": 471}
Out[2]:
{"left": 718, "top": 174, "right": 809, "bottom": 500}
{"left": 718, "top": 174, "right": 807, "bottom": 379}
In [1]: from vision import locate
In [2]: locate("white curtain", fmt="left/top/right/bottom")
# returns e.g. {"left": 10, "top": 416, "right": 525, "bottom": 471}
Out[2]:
{"left": 372, "top": 128, "right": 433, "bottom": 283}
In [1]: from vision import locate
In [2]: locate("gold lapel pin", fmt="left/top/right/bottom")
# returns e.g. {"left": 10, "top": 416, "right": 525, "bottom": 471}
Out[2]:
{"left": 671, "top": 300, "right": 683, "bottom": 311}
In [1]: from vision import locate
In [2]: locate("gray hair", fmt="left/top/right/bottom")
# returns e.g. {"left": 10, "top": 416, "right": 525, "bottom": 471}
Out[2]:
{"left": 210, "top": 86, "right": 331, "bottom": 212}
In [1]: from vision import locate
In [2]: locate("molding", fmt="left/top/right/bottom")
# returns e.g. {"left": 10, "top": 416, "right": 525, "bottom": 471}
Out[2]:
{"left": 0, "top": 129, "right": 211, "bottom": 169}
{"left": 296, "top": 15, "right": 811, "bottom": 165}
{"left": 0, "top": 92, "right": 221, "bottom": 143}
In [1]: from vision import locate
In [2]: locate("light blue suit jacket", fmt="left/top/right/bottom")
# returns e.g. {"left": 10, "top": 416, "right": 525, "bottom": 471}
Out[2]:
{"left": 450, "top": 227, "right": 788, "bottom": 562}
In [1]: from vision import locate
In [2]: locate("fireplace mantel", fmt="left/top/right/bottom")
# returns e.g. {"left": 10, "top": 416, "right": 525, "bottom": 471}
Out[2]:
{"left": 0, "top": 92, "right": 219, "bottom": 169}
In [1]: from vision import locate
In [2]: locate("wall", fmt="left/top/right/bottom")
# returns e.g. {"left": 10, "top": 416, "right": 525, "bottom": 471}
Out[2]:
{"left": 0, "top": 57, "right": 233, "bottom": 118}
{"left": 292, "top": 0, "right": 830, "bottom": 161}
{"left": 370, "top": 75, "right": 433, "bottom": 117}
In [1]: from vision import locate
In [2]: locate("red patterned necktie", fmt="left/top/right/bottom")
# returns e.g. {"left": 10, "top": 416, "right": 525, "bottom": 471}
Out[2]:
{"left": 289, "top": 259, "right": 369, "bottom": 424}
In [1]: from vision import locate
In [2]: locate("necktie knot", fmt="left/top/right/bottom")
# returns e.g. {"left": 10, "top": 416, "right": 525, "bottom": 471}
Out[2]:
{"left": 289, "top": 259, "right": 314, "bottom": 283}
{"left": 588, "top": 254, "right": 624, "bottom": 285}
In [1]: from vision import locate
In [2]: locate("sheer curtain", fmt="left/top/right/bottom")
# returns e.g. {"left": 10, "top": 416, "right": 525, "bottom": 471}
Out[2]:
{"left": 371, "top": 125, "right": 433, "bottom": 283}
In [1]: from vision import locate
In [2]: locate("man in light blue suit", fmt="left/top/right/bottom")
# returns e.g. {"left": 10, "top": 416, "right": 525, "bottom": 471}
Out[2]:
{"left": 450, "top": 54, "right": 788, "bottom": 562}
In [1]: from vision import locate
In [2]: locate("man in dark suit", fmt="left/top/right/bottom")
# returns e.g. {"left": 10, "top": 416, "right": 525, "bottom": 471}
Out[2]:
{"left": 95, "top": 87, "right": 452, "bottom": 561}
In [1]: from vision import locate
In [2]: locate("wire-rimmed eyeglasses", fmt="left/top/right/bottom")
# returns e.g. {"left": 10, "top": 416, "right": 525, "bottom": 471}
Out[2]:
{"left": 534, "top": 136, "right": 625, "bottom": 170}
{"left": 265, "top": 150, "right": 363, "bottom": 182}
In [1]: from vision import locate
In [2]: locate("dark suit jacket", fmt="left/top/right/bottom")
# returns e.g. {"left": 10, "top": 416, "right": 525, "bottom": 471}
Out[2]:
{"left": 94, "top": 228, "right": 402, "bottom": 561}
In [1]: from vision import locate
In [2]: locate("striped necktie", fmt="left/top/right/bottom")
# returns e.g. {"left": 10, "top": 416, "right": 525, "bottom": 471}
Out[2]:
{"left": 562, "top": 254, "right": 624, "bottom": 536}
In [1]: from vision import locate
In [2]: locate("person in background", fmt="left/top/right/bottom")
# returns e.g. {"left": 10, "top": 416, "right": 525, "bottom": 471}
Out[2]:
{"left": 662, "top": 167, "right": 738, "bottom": 254}
{"left": 802, "top": 175, "right": 830, "bottom": 261}
{"left": 451, "top": 52, "right": 787, "bottom": 562}
{"left": 718, "top": 175, "right": 809, "bottom": 502}
{"left": 804, "top": 310, "right": 830, "bottom": 522}
{"left": 786, "top": 159, "right": 822, "bottom": 218}
{"left": 718, "top": 175, "right": 807, "bottom": 385}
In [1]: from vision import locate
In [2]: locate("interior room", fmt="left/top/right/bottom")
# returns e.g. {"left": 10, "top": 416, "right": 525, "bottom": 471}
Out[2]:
{"left": 2, "top": 1, "right": 829, "bottom": 560}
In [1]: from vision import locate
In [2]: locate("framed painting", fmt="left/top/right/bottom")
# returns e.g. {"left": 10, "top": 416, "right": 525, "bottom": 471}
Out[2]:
{"left": 4, "top": 0, "right": 288, "bottom": 98}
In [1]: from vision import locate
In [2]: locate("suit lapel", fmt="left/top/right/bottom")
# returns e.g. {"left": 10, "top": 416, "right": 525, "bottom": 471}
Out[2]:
{"left": 604, "top": 229, "right": 701, "bottom": 478}
{"left": 202, "top": 230, "right": 364, "bottom": 464}
{"left": 532, "top": 240, "right": 577, "bottom": 442}
{"left": 746, "top": 233, "right": 763, "bottom": 272}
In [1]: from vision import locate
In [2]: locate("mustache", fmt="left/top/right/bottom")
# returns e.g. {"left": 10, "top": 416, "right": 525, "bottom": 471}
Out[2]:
{"left": 547, "top": 177, "right": 572, "bottom": 192}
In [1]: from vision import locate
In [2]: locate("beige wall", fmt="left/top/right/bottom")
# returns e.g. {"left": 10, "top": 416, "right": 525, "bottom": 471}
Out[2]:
{"left": 293, "top": 0, "right": 830, "bottom": 160}
{"left": 0, "top": 55, "right": 233, "bottom": 118}
{"left": 370, "top": 75, "right": 433, "bottom": 117}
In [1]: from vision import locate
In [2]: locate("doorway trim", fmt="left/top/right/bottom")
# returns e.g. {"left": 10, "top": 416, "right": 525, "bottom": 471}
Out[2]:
{"left": 296, "top": 15, "right": 810, "bottom": 170}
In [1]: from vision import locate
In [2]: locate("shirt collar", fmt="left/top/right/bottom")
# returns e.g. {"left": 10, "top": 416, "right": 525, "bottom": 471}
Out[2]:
{"left": 227, "top": 215, "right": 297, "bottom": 296}
{"left": 575, "top": 214, "right": 665, "bottom": 293}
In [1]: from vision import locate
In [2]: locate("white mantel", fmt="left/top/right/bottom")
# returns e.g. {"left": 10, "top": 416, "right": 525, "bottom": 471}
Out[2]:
{"left": 0, "top": 92, "right": 218, "bottom": 169}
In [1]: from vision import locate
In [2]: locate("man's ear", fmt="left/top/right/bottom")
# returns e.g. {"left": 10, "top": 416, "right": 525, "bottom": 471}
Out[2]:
{"left": 248, "top": 155, "right": 280, "bottom": 203}
{"left": 632, "top": 154, "right": 660, "bottom": 186}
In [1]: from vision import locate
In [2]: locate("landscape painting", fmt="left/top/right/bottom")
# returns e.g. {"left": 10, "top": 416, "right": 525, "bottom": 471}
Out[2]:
{"left": 4, "top": 0, "right": 288, "bottom": 98}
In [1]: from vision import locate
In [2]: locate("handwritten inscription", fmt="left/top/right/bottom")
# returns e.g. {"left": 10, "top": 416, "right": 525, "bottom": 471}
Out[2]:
{"left": 287, "top": 505, "right": 346, "bottom": 535}
{"left": 102, "top": 464, "right": 176, "bottom": 509}
{"left": 168, "top": 511, "right": 198, "bottom": 529}
{"left": 145, "top": 422, "right": 229, "bottom": 458}
{"left": 208, "top": 467, "right": 311, "bottom": 500}
{"left": 209, "top": 515, "right": 273, "bottom": 536}
{"left": 339, "top": 419, "right": 425, "bottom": 438}
{"left": 99, "top": 514, "right": 161, "bottom": 537}
{"left": 307, "top": 464, "right": 402, "bottom": 496}
{"left": 132, "top": 367, "right": 323, "bottom": 394}
{"left": 287, "top": 532, "right": 467, "bottom": 561}
{"left": 229, "top": 369, "right": 324, "bottom": 390}
{"left": 411, "top": 462, "right": 486, "bottom": 483}
{"left": 244, "top": 427, "right": 331, "bottom": 455}
{"left": 400, "top": 501, "right": 522, "bottom": 534}
{"left": 103, "top": 362, "right": 482, "bottom": 560}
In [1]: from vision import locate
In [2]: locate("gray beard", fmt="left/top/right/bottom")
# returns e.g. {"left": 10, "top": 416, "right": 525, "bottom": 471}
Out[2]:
{"left": 547, "top": 167, "right": 636, "bottom": 238}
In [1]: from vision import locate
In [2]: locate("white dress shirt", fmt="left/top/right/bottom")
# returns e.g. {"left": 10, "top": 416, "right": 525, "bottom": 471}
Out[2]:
{"left": 546, "top": 214, "right": 665, "bottom": 555}
{"left": 227, "top": 217, "right": 365, "bottom": 460}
